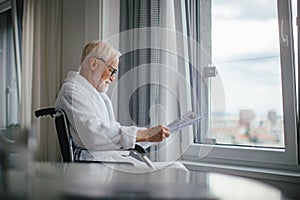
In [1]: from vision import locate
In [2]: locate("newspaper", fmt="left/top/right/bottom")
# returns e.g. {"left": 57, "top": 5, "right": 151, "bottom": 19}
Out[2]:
{"left": 167, "top": 111, "right": 203, "bottom": 132}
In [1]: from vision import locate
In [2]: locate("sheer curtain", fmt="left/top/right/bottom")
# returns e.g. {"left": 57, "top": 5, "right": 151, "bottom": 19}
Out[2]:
{"left": 117, "top": 0, "right": 198, "bottom": 162}
{"left": 169, "top": 0, "right": 211, "bottom": 154}
{"left": 22, "top": 0, "right": 63, "bottom": 161}
{"left": 158, "top": 0, "right": 195, "bottom": 161}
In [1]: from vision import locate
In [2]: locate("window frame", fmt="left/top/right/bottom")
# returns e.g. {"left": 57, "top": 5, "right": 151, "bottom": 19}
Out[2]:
{"left": 181, "top": 0, "right": 299, "bottom": 167}
{"left": 0, "top": 0, "right": 22, "bottom": 128}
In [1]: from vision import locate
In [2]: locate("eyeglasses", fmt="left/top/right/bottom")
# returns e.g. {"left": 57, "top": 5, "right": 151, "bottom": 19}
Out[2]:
{"left": 96, "top": 57, "right": 118, "bottom": 76}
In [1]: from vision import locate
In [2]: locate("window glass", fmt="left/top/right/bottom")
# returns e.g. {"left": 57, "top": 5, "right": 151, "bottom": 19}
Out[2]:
{"left": 0, "top": 9, "right": 19, "bottom": 129}
{"left": 209, "top": 0, "right": 284, "bottom": 148}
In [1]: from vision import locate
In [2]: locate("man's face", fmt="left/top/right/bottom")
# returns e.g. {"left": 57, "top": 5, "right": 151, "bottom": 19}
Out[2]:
{"left": 97, "top": 59, "right": 118, "bottom": 93}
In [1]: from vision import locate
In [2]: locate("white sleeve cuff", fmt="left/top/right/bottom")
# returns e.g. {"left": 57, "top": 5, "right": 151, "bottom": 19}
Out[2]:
{"left": 119, "top": 126, "right": 138, "bottom": 149}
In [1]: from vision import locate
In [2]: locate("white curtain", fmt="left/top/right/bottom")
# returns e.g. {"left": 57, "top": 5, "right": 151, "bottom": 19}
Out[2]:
{"left": 116, "top": 0, "right": 193, "bottom": 162}
{"left": 157, "top": 0, "right": 193, "bottom": 161}
{"left": 21, "top": 0, "right": 63, "bottom": 161}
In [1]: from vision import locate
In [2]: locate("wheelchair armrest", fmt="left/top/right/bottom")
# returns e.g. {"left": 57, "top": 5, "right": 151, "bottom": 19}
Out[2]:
{"left": 131, "top": 144, "right": 146, "bottom": 155}
{"left": 76, "top": 160, "right": 135, "bottom": 165}
{"left": 73, "top": 146, "right": 154, "bottom": 168}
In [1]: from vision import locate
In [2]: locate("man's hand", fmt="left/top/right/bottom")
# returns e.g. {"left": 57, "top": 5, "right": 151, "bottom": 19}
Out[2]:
{"left": 136, "top": 125, "right": 170, "bottom": 143}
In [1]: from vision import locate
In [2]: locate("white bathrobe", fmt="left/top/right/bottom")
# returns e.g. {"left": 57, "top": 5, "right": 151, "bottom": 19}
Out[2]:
{"left": 55, "top": 71, "right": 142, "bottom": 152}
{"left": 55, "top": 71, "right": 189, "bottom": 171}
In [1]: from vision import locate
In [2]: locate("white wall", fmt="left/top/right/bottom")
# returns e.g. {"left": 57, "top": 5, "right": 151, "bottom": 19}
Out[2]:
{"left": 102, "top": 0, "right": 120, "bottom": 41}
{"left": 102, "top": 0, "right": 120, "bottom": 114}
{"left": 61, "top": 0, "right": 121, "bottom": 122}
{"left": 62, "top": 0, "right": 102, "bottom": 79}
{"left": 62, "top": 0, "right": 86, "bottom": 77}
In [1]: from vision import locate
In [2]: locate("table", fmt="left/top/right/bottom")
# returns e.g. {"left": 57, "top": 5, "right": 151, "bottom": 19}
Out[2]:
{"left": 1, "top": 162, "right": 282, "bottom": 200}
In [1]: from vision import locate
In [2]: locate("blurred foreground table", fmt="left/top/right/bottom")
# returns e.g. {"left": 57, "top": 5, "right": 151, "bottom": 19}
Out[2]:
{"left": 1, "top": 162, "right": 282, "bottom": 200}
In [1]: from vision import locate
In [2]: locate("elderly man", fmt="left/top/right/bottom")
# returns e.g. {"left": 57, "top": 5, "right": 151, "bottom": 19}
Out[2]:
{"left": 55, "top": 41, "right": 170, "bottom": 164}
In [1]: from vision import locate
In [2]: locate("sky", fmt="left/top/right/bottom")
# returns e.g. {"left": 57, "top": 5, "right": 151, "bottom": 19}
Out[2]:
{"left": 211, "top": 0, "right": 297, "bottom": 117}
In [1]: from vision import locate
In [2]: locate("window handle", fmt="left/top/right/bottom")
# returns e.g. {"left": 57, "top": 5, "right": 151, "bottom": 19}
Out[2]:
{"left": 204, "top": 65, "right": 218, "bottom": 78}
{"left": 280, "top": 19, "right": 289, "bottom": 47}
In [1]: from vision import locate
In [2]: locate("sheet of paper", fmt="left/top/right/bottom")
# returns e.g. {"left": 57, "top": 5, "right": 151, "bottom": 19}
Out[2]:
{"left": 167, "top": 111, "right": 203, "bottom": 132}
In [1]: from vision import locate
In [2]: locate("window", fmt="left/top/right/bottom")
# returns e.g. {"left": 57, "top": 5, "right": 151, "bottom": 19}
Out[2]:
{"left": 210, "top": 0, "right": 284, "bottom": 148}
{"left": 0, "top": 0, "right": 22, "bottom": 129}
{"left": 182, "top": 0, "right": 298, "bottom": 167}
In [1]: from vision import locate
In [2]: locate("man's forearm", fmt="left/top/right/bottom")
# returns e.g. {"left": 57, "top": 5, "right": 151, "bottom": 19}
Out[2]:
{"left": 136, "top": 129, "right": 149, "bottom": 142}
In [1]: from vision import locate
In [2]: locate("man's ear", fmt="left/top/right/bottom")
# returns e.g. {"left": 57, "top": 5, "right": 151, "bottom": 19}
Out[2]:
{"left": 89, "top": 58, "right": 97, "bottom": 72}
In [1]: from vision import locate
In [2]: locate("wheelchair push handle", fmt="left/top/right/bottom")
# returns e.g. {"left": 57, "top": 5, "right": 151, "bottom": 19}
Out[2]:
{"left": 35, "top": 107, "right": 56, "bottom": 118}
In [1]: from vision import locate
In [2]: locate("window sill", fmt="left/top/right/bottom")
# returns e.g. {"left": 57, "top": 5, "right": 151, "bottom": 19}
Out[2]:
{"left": 180, "top": 159, "right": 300, "bottom": 199}
{"left": 180, "top": 160, "right": 300, "bottom": 183}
